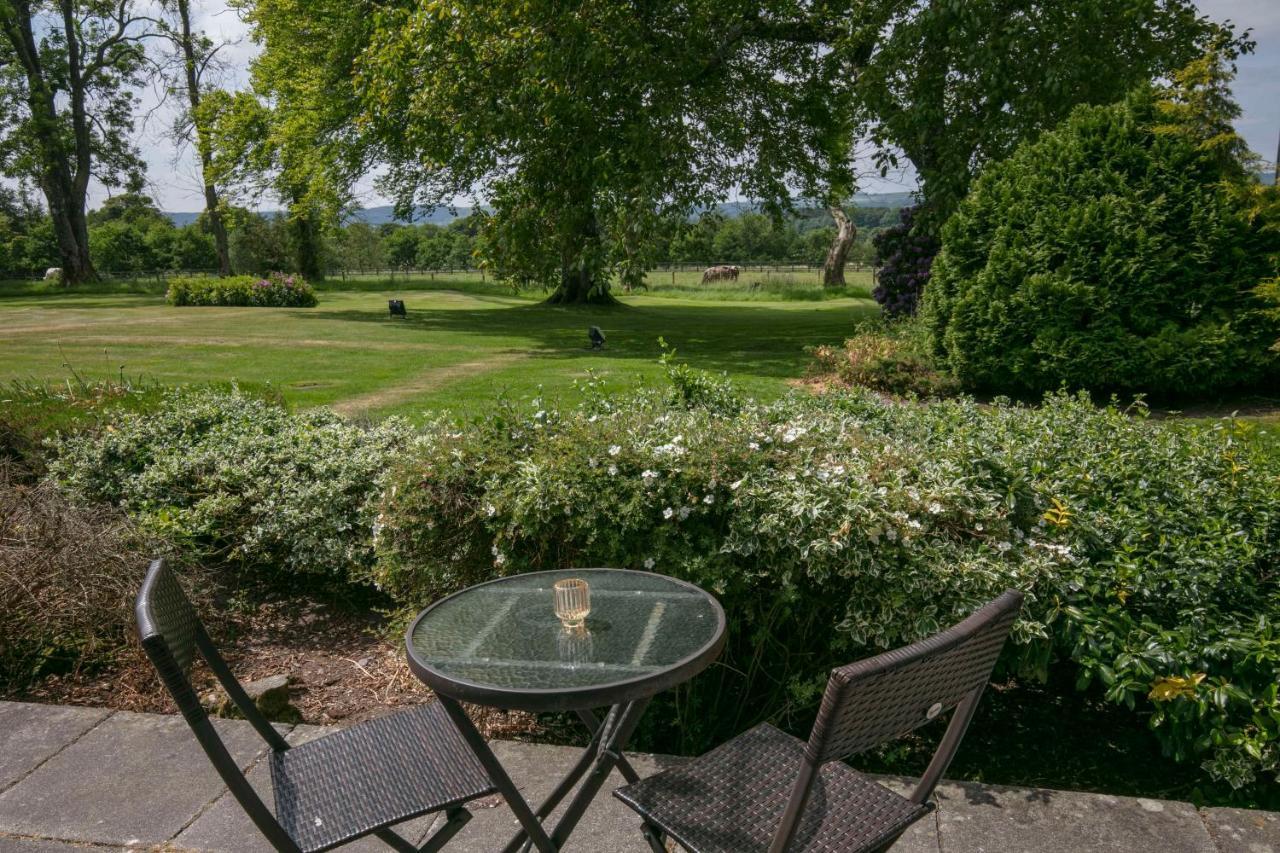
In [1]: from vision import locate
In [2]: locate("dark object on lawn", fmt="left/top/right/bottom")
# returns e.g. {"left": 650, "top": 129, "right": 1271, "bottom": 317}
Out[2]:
{"left": 614, "top": 589, "right": 1023, "bottom": 853}
{"left": 388, "top": 299, "right": 406, "bottom": 318}
{"left": 135, "top": 558, "right": 495, "bottom": 853}
{"left": 588, "top": 326, "right": 606, "bottom": 349}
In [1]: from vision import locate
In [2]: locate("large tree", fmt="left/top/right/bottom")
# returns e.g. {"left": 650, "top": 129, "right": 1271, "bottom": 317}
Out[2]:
{"left": 354, "top": 0, "right": 881, "bottom": 302}
{"left": 858, "top": 0, "right": 1237, "bottom": 229}
{"left": 155, "top": 0, "right": 231, "bottom": 275}
{"left": 0, "top": 0, "right": 151, "bottom": 284}
{"left": 820, "top": 0, "right": 1236, "bottom": 288}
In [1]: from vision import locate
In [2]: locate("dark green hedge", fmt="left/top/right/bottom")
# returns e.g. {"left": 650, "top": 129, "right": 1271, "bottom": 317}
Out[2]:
{"left": 923, "top": 89, "right": 1280, "bottom": 397}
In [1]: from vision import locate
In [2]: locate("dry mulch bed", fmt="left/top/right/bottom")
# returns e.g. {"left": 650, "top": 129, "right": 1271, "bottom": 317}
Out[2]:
{"left": 14, "top": 592, "right": 540, "bottom": 740}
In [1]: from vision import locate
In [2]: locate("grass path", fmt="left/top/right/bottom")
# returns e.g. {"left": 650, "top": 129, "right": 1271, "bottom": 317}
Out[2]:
{"left": 330, "top": 351, "right": 533, "bottom": 416}
{"left": 0, "top": 285, "right": 877, "bottom": 419}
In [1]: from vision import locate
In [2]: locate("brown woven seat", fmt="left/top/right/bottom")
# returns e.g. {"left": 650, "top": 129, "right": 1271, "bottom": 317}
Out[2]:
{"left": 271, "top": 702, "right": 494, "bottom": 853}
{"left": 615, "top": 590, "right": 1024, "bottom": 853}
{"left": 615, "top": 723, "right": 928, "bottom": 853}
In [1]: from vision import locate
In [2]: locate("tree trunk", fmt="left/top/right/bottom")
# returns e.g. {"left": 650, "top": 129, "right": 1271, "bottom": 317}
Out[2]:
{"left": 290, "top": 206, "right": 324, "bottom": 281}
{"left": 544, "top": 201, "right": 616, "bottom": 305}
{"left": 177, "top": 0, "right": 231, "bottom": 276}
{"left": 821, "top": 206, "right": 856, "bottom": 288}
{"left": 545, "top": 264, "right": 616, "bottom": 304}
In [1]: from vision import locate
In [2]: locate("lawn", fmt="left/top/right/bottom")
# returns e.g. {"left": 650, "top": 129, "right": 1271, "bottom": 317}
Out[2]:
{"left": 0, "top": 277, "right": 878, "bottom": 419}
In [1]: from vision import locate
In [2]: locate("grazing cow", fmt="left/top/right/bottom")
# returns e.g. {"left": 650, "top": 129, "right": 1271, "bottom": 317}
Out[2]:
{"left": 701, "top": 265, "right": 741, "bottom": 283}
{"left": 44, "top": 267, "right": 62, "bottom": 282}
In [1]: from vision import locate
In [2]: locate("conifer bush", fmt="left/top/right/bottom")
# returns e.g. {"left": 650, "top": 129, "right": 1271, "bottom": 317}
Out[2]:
{"left": 923, "top": 88, "right": 1280, "bottom": 396}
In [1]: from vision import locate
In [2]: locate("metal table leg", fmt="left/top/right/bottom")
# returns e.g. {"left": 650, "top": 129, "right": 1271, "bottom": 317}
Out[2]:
{"left": 491, "top": 698, "right": 653, "bottom": 853}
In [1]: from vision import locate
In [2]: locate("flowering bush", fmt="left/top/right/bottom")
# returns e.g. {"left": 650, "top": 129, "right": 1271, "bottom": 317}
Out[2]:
{"left": 166, "top": 273, "right": 319, "bottom": 307}
{"left": 372, "top": 380, "right": 1280, "bottom": 790}
{"left": 808, "top": 320, "right": 959, "bottom": 398}
{"left": 38, "top": 377, "right": 1280, "bottom": 792}
{"left": 872, "top": 206, "right": 939, "bottom": 318}
{"left": 48, "top": 388, "right": 411, "bottom": 576}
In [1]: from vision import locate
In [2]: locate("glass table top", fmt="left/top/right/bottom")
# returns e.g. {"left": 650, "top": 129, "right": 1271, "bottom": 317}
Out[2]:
{"left": 407, "top": 569, "right": 724, "bottom": 705}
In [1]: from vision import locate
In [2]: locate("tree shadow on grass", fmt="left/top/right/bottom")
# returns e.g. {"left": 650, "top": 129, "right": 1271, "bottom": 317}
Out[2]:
{"left": 293, "top": 299, "right": 877, "bottom": 381}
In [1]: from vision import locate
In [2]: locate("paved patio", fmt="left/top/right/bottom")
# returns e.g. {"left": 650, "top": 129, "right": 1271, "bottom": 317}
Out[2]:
{"left": 0, "top": 700, "right": 1275, "bottom": 852}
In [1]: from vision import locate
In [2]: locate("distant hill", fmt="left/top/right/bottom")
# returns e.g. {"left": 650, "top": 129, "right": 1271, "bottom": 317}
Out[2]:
{"left": 162, "top": 192, "right": 914, "bottom": 228}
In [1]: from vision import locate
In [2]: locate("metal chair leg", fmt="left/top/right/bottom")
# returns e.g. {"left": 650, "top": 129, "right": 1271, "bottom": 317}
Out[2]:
{"left": 419, "top": 808, "right": 472, "bottom": 853}
{"left": 641, "top": 820, "right": 669, "bottom": 853}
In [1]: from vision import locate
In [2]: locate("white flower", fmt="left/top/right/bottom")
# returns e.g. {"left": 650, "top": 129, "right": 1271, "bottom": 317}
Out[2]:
{"left": 678, "top": 506, "right": 692, "bottom": 520}
{"left": 703, "top": 494, "right": 715, "bottom": 505}
{"left": 608, "top": 464, "right": 619, "bottom": 476}
{"left": 663, "top": 507, "right": 674, "bottom": 519}
{"left": 748, "top": 442, "right": 760, "bottom": 451}
{"left": 485, "top": 504, "right": 497, "bottom": 517}
{"left": 643, "top": 557, "right": 655, "bottom": 569}
{"left": 928, "top": 502, "right": 943, "bottom": 514}
{"left": 494, "top": 552, "right": 507, "bottom": 566}
{"left": 641, "top": 470, "right": 659, "bottom": 482}
{"left": 996, "top": 541, "right": 1012, "bottom": 553}
{"left": 608, "top": 445, "right": 621, "bottom": 456}
{"left": 730, "top": 478, "right": 745, "bottom": 490}
{"left": 907, "top": 519, "right": 922, "bottom": 530}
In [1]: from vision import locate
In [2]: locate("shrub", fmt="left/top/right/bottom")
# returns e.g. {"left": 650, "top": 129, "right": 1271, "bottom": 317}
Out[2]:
{"left": 871, "top": 206, "right": 939, "bottom": 318}
{"left": 371, "top": 381, "right": 1280, "bottom": 791}
{"left": 923, "top": 88, "right": 1280, "bottom": 397}
{"left": 47, "top": 388, "right": 412, "bottom": 577}
{"left": 166, "top": 272, "right": 318, "bottom": 307}
{"left": 809, "top": 320, "right": 960, "bottom": 398}
{"left": 0, "top": 466, "right": 177, "bottom": 689}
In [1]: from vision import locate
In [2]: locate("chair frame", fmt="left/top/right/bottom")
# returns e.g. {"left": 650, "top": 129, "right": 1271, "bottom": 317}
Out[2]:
{"left": 633, "top": 589, "right": 1023, "bottom": 853}
{"left": 135, "top": 558, "right": 472, "bottom": 853}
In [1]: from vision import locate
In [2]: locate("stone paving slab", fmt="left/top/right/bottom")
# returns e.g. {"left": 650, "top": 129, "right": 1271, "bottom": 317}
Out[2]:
{"left": 0, "top": 710, "right": 270, "bottom": 847}
{"left": 0, "top": 837, "right": 115, "bottom": 852}
{"left": 1, "top": 701, "right": 1278, "bottom": 853}
{"left": 1203, "top": 807, "right": 1280, "bottom": 853}
{"left": 935, "top": 780, "right": 1216, "bottom": 853}
{"left": 0, "top": 703, "right": 111, "bottom": 792}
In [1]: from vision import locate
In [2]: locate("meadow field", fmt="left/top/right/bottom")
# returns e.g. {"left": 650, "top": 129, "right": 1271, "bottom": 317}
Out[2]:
{"left": 0, "top": 274, "right": 879, "bottom": 419}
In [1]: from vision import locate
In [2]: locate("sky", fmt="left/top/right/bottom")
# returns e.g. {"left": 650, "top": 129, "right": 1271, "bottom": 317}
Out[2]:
{"left": 114, "top": 0, "right": 1280, "bottom": 213}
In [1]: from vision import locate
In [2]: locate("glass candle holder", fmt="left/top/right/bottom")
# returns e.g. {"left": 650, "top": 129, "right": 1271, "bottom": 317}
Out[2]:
{"left": 557, "top": 624, "right": 594, "bottom": 665}
{"left": 553, "top": 578, "right": 590, "bottom": 629}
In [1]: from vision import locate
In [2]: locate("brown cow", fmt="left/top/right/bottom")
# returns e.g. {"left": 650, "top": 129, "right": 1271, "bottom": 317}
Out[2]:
{"left": 701, "top": 265, "right": 741, "bottom": 283}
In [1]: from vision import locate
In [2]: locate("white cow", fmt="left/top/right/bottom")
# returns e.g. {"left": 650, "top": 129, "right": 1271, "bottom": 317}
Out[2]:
{"left": 43, "top": 267, "right": 62, "bottom": 282}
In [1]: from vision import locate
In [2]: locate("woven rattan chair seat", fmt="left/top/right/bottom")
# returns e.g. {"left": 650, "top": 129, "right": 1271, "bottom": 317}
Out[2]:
{"left": 615, "top": 723, "right": 929, "bottom": 853}
{"left": 270, "top": 702, "right": 495, "bottom": 853}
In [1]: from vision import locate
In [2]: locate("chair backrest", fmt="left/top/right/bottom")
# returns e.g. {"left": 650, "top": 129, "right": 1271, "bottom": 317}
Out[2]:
{"left": 135, "top": 559, "right": 299, "bottom": 852}
{"left": 768, "top": 589, "right": 1023, "bottom": 853}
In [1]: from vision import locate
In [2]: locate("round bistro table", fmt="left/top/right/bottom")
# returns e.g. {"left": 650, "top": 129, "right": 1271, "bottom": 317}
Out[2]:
{"left": 406, "top": 568, "right": 726, "bottom": 853}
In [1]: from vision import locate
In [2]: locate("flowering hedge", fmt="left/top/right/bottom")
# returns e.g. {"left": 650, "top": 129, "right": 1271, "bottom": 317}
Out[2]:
{"left": 41, "top": 378, "right": 1280, "bottom": 792}
{"left": 48, "top": 388, "right": 410, "bottom": 576}
{"left": 372, "top": 378, "right": 1280, "bottom": 789}
{"left": 166, "top": 273, "right": 318, "bottom": 307}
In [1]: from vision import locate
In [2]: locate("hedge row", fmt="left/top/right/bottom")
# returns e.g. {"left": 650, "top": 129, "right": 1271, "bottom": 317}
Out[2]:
{"left": 166, "top": 273, "right": 318, "bottom": 307}
{"left": 46, "top": 381, "right": 1280, "bottom": 792}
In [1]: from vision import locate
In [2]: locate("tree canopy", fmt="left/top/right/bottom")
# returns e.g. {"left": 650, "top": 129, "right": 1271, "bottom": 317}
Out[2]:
{"left": 0, "top": 0, "right": 152, "bottom": 283}
{"left": 857, "top": 0, "right": 1238, "bottom": 228}
{"left": 351, "top": 0, "right": 885, "bottom": 301}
